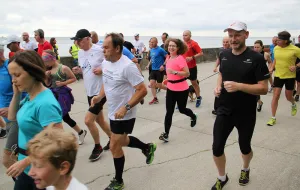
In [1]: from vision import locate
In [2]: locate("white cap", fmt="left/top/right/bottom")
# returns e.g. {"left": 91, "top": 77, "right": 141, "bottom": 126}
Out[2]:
{"left": 2, "top": 35, "right": 21, "bottom": 45}
{"left": 224, "top": 21, "right": 247, "bottom": 32}
{"left": 134, "top": 33, "right": 139, "bottom": 37}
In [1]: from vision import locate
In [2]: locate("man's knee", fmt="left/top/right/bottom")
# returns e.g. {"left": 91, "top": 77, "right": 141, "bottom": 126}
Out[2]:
{"left": 84, "top": 113, "right": 96, "bottom": 128}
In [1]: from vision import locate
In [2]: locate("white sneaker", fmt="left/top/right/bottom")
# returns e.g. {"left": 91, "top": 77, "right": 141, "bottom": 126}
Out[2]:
{"left": 268, "top": 87, "right": 273, "bottom": 93}
{"left": 78, "top": 130, "right": 87, "bottom": 145}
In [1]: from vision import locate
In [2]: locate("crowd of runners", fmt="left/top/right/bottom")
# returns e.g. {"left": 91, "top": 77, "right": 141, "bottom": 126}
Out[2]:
{"left": 0, "top": 21, "right": 300, "bottom": 190}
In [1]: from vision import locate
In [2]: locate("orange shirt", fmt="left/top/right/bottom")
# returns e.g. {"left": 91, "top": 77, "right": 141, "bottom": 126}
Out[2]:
{"left": 183, "top": 40, "right": 202, "bottom": 68}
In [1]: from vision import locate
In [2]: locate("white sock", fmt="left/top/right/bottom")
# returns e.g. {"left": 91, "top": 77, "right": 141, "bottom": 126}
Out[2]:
{"left": 271, "top": 116, "right": 276, "bottom": 119}
{"left": 218, "top": 175, "right": 226, "bottom": 182}
{"left": 243, "top": 167, "right": 250, "bottom": 171}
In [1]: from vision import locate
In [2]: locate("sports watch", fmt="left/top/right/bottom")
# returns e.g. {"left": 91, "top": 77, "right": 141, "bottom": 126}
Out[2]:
{"left": 125, "top": 103, "right": 131, "bottom": 111}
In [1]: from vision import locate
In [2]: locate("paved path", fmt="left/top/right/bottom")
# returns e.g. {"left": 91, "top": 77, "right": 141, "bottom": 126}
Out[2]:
{"left": 1, "top": 62, "right": 300, "bottom": 190}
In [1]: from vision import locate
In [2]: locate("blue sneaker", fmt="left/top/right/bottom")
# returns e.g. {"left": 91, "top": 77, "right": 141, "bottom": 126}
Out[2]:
{"left": 196, "top": 96, "right": 202, "bottom": 108}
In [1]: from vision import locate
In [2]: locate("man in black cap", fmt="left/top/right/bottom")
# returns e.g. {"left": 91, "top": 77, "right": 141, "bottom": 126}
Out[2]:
{"left": 71, "top": 29, "right": 111, "bottom": 161}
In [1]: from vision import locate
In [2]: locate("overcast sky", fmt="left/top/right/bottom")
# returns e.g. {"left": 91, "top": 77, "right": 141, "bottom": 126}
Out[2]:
{"left": 1, "top": 0, "right": 299, "bottom": 37}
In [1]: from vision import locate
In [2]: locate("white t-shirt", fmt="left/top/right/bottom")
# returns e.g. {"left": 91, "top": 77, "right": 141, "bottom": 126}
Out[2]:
{"left": 46, "top": 177, "right": 88, "bottom": 190}
{"left": 134, "top": 40, "right": 145, "bottom": 59}
{"left": 78, "top": 44, "right": 104, "bottom": 97}
{"left": 102, "top": 55, "right": 144, "bottom": 120}
{"left": 21, "top": 40, "right": 38, "bottom": 50}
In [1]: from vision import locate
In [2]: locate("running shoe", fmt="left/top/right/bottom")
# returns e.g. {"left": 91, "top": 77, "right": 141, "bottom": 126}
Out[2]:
{"left": 143, "top": 143, "right": 157, "bottom": 164}
{"left": 156, "top": 88, "right": 161, "bottom": 93}
{"left": 257, "top": 102, "right": 263, "bottom": 112}
{"left": 196, "top": 96, "right": 202, "bottom": 108}
{"left": 295, "top": 95, "right": 299, "bottom": 102}
{"left": 103, "top": 140, "right": 110, "bottom": 151}
{"left": 159, "top": 132, "right": 169, "bottom": 142}
{"left": 211, "top": 175, "right": 229, "bottom": 190}
{"left": 0, "top": 129, "right": 7, "bottom": 139}
{"left": 191, "top": 114, "right": 197, "bottom": 127}
{"left": 239, "top": 169, "right": 250, "bottom": 186}
{"left": 89, "top": 146, "right": 103, "bottom": 161}
{"left": 149, "top": 98, "right": 159, "bottom": 105}
{"left": 268, "top": 86, "right": 273, "bottom": 93}
{"left": 105, "top": 178, "right": 124, "bottom": 190}
{"left": 292, "top": 104, "right": 297, "bottom": 116}
{"left": 267, "top": 118, "right": 276, "bottom": 126}
{"left": 78, "top": 130, "right": 87, "bottom": 145}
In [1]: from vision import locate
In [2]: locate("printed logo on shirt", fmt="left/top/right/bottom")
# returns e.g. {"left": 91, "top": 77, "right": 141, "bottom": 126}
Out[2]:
{"left": 222, "top": 57, "right": 227, "bottom": 61}
{"left": 82, "top": 59, "right": 91, "bottom": 74}
{"left": 243, "top": 59, "right": 252, "bottom": 64}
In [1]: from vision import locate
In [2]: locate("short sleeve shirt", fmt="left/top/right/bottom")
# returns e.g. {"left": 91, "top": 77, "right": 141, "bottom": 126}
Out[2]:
{"left": 122, "top": 46, "right": 135, "bottom": 60}
{"left": 78, "top": 44, "right": 104, "bottom": 96}
{"left": 150, "top": 46, "right": 167, "bottom": 70}
{"left": 134, "top": 40, "right": 145, "bottom": 59}
{"left": 102, "top": 55, "right": 144, "bottom": 120}
{"left": 46, "top": 177, "right": 88, "bottom": 190}
{"left": 274, "top": 44, "right": 300, "bottom": 79}
{"left": 37, "top": 41, "right": 52, "bottom": 56}
{"left": 21, "top": 40, "right": 38, "bottom": 50}
{"left": 183, "top": 40, "right": 202, "bottom": 68}
{"left": 124, "top": 41, "right": 134, "bottom": 51}
{"left": 166, "top": 55, "right": 189, "bottom": 91}
{"left": 17, "top": 89, "right": 62, "bottom": 174}
{"left": 218, "top": 48, "right": 270, "bottom": 115}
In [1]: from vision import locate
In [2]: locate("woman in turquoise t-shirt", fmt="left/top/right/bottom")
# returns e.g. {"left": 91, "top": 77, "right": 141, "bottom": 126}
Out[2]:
{"left": 6, "top": 51, "right": 63, "bottom": 190}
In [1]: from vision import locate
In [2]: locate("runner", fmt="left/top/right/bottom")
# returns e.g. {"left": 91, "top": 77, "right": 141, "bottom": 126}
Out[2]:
{"left": 159, "top": 38, "right": 197, "bottom": 142}
{"left": 91, "top": 33, "right": 156, "bottom": 190}
{"left": 34, "top": 29, "right": 52, "bottom": 56}
{"left": 183, "top": 30, "right": 204, "bottom": 107}
{"left": 69, "top": 40, "right": 80, "bottom": 67}
{"left": 295, "top": 37, "right": 300, "bottom": 102}
{"left": 146, "top": 37, "right": 168, "bottom": 105}
{"left": 28, "top": 126, "right": 88, "bottom": 190}
{"left": 161, "top": 32, "right": 169, "bottom": 49}
{"left": 133, "top": 33, "right": 146, "bottom": 63}
{"left": 42, "top": 50, "right": 87, "bottom": 145}
{"left": 212, "top": 36, "right": 230, "bottom": 115}
{"left": 21, "top": 32, "right": 38, "bottom": 51}
{"left": 253, "top": 40, "right": 272, "bottom": 112}
{"left": 268, "top": 36, "right": 278, "bottom": 93}
{"left": 267, "top": 31, "right": 300, "bottom": 126}
{"left": 2, "top": 35, "right": 23, "bottom": 58}
{"left": 6, "top": 51, "right": 63, "bottom": 190}
{"left": 119, "top": 33, "right": 136, "bottom": 53}
{"left": 49, "top": 37, "right": 60, "bottom": 60}
{"left": 211, "top": 21, "right": 269, "bottom": 190}
{"left": 90, "top": 31, "right": 104, "bottom": 46}
{"left": 71, "top": 29, "right": 111, "bottom": 161}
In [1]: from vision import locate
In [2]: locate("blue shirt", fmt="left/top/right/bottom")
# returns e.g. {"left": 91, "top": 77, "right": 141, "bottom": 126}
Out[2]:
{"left": 270, "top": 44, "right": 276, "bottom": 62}
{"left": 150, "top": 46, "right": 167, "bottom": 70}
{"left": 0, "top": 60, "right": 13, "bottom": 109}
{"left": 122, "top": 46, "right": 135, "bottom": 60}
{"left": 17, "top": 89, "right": 62, "bottom": 174}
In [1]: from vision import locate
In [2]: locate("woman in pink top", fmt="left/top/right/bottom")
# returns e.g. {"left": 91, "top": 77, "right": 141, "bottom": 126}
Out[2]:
{"left": 159, "top": 38, "right": 197, "bottom": 142}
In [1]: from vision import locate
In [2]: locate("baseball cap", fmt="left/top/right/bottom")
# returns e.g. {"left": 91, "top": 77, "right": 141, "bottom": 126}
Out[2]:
{"left": 2, "top": 35, "right": 21, "bottom": 45}
{"left": 134, "top": 33, "right": 139, "bottom": 37}
{"left": 71, "top": 29, "right": 91, "bottom": 40}
{"left": 224, "top": 21, "right": 247, "bottom": 32}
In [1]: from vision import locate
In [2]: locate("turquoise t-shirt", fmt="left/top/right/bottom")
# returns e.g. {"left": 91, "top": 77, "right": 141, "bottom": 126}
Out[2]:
{"left": 17, "top": 89, "right": 62, "bottom": 174}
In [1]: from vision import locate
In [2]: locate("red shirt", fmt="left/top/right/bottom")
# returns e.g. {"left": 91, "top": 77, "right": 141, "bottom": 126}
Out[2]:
{"left": 183, "top": 40, "right": 202, "bottom": 68}
{"left": 9, "top": 49, "right": 24, "bottom": 59}
{"left": 37, "top": 41, "right": 52, "bottom": 56}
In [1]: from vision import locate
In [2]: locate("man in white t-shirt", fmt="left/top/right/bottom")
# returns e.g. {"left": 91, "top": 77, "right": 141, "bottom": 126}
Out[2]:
{"left": 21, "top": 32, "right": 38, "bottom": 51}
{"left": 133, "top": 33, "right": 146, "bottom": 64}
{"left": 71, "top": 29, "right": 111, "bottom": 162}
{"left": 91, "top": 33, "right": 156, "bottom": 190}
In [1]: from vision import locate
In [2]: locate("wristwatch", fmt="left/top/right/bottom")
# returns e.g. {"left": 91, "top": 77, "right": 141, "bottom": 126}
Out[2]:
{"left": 174, "top": 71, "right": 178, "bottom": 75}
{"left": 125, "top": 103, "right": 131, "bottom": 111}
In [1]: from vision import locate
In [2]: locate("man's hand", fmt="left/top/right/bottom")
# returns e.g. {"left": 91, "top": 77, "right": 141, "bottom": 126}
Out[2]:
{"left": 6, "top": 159, "right": 29, "bottom": 177}
{"left": 114, "top": 106, "right": 127, "bottom": 119}
{"left": 159, "top": 65, "right": 165, "bottom": 71}
{"left": 213, "top": 67, "right": 218, "bottom": 73}
{"left": 289, "top": 66, "right": 296, "bottom": 72}
{"left": 91, "top": 96, "right": 102, "bottom": 107}
{"left": 0, "top": 108, "right": 8, "bottom": 118}
{"left": 224, "top": 81, "right": 241, "bottom": 93}
{"left": 93, "top": 68, "right": 102, "bottom": 75}
{"left": 186, "top": 57, "right": 193, "bottom": 62}
{"left": 214, "top": 86, "right": 222, "bottom": 97}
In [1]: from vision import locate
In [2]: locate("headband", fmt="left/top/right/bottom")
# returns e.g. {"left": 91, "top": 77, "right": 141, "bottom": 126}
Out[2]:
{"left": 42, "top": 52, "right": 56, "bottom": 62}
{"left": 278, "top": 35, "right": 290, "bottom": 41}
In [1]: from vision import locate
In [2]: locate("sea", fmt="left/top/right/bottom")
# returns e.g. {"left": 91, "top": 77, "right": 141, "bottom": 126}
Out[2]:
{"left": 1, "top": 36, "right": 274, "bottom": 57}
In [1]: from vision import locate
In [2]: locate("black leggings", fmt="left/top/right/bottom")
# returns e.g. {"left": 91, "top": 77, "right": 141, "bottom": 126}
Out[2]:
{"left": 213, "top": 114, "right": 256, "bottom": 157}
{"left": 14, "top": 172, "right": 45, "bottom": 190}
{"left": 63, "top": 113, "right": 77, "bottom": 128}
{"left": 164, "top": 89, "right": 195, "bottom": 134}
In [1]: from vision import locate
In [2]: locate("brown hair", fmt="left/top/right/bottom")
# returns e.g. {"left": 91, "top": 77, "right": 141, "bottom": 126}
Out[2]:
{"left": 28, "top": 125, "right": 78, "bottom": 175}
{"left": 254, "top": 40, "right": 264, "bottom": 50}
{"left": 164, "top": 38, "right": 187, "bottom": 55}
{"left": 9, "top": 51, "right": 46, "bottom": 83}
{"left": 50, "top": 38, "right": 56, "bottom": 47}
{"left": 105, "top": 33, "right": 123, "bottom": 53}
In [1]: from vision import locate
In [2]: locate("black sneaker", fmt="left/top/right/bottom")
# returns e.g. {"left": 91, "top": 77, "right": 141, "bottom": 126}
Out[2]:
{"left": 239, "top": 169, "right": 250, "bottom": 186}
{"left": 295, "top": 95, "right": 299, "bottom": 102}
{"left": 159, "top": 132, "right": 169, "bottom": 142}
{"left": 257, "top": 102, "right": 263, "bottom": 112}
{"left": 105, "top": 178, "right": 124, "bottom": 190}
{"left": 89, "top": 146, "right": 103, "bottom": 161}
{"left": 103, "top": 140, "right": 110, "bottom": 151}
{"left": 142, "top": 143, "right": 157, "bottom": 164}
{"left": 212, "top": 110, "right": 217, "bottom": 115}
{"left": 0, "top": 129, "right": 7, "bottom": 139}
{"left": 191, "top": 114, "right": 197, "bottom": 127}
{"left": 211, "top": 175, "right": 229, "bottom": 190}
